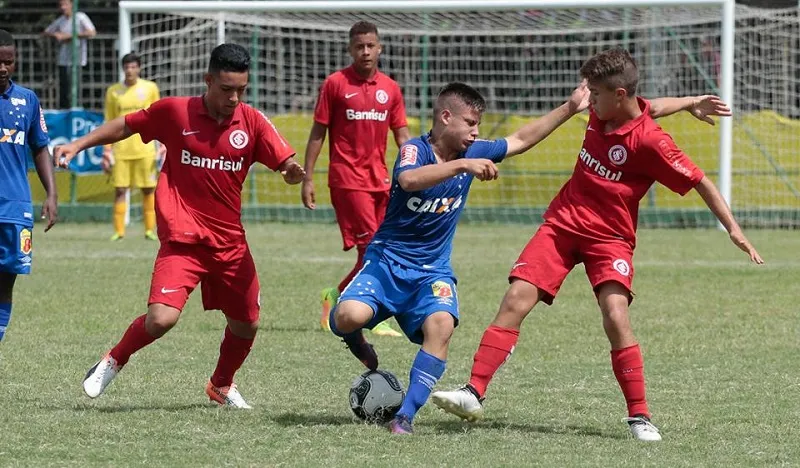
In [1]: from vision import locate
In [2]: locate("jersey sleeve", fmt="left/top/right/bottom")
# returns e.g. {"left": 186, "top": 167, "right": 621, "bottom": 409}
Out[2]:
{"left": 104, "top": 86, "right": 116, "bottom": 122}
{"left": 641, "top": 131, "right": 704, "bottom": 195}
{"left": 78, "top": 12, "right": 96, "bottom": 33}
{"left": 393, "top": 141, "right": 425, "bottom": 178}
{"left": 390, "top": 83, "right": 408, "bottom": 130}
{"left": 27, "top": 95, "right": 50, "bottom": 152}
{"left": 466, "top": 138, "right": 508, "bottom": 163}
{"left": 125, "top": 98, "right": 170, "bottom": 144}
{"left": 313, "top": 78, "right": 335, "bottom": 126}
{"left": 253, "top": 112, "right": 296, "bottom": 171}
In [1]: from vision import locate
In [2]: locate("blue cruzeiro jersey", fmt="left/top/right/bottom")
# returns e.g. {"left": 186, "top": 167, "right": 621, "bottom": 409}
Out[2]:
{"left": 0, "top": 81, "right": 50, "bottom": 227}
{"left": 370, "top": 133, "right": 508, "bottom": 272}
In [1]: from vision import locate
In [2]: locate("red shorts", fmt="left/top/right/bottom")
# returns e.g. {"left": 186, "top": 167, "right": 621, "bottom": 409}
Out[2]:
{"left": 330, "top": 188, "right": 389, "bottom": 251}
{"left": 509, "top": 222, "right": 634, "bottom": 305}
{"left": 148, "top": 241, "right": 260, "bottom": 323}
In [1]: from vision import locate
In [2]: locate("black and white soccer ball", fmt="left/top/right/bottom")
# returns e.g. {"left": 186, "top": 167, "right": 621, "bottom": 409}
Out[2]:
{"left": 349, "top": 369, "right": 405, "bottom": 424}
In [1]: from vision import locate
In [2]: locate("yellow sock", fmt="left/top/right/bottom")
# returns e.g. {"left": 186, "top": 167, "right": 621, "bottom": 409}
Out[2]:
{"left": 143, "top": 192, "right": 156, "bottom": 232}
{"left": 113, "top": 200, "right": 127, "bottom": 236}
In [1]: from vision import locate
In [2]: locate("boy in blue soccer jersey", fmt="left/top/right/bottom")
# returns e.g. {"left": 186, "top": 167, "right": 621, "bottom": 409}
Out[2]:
{"left": 329, "top": 82, "right": 591, "bottom": 434}
{"left": 0, "top": 29, "right": 58, "bottom": 342}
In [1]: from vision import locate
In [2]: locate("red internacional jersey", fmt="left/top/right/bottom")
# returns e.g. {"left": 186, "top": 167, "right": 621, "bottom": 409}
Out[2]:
{"left": 314, "top": 65, "right": 407, "bottom": 192}
{"left": 544, "top": 98, "right": 705, "bottom": 248}
{"left": 126, "top": 96, "right": 296, "bottom": 247}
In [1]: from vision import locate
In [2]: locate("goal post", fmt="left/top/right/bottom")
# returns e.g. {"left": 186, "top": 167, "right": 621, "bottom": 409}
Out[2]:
{"left": 116, "top": 0, "right": 764, "bottom": 228}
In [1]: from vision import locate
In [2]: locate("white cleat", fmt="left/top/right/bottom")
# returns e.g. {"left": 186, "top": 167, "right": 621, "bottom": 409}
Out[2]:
{"left": 205, "top": 381, "right": 252, "bottom": 409}
{"left": 83, "top": 353, "right": 121, "bottom": 398}
{"left": 431, "top": 385, "right": 484, "bottom": 422}
{"left": 625, "top": 416, "right": 662, "bottom": 441}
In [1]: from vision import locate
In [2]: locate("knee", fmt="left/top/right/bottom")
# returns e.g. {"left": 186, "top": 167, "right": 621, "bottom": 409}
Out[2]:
{"left": 424, "top": 314, "right": 455, "bottom": 345}
{"left": 601, "top": 304, "right": 630, "bottom": 327}
{"left": 229, "top": 318, "right": 259, "bottom": 338}
{"left": 145, "top": 310, "right": 179, "bottom": 337}
{"left": 332, "top": 302, "right": 371, "bottom": 336}
{"left": 500, "top": 281, "right": 540, "bottom": 318}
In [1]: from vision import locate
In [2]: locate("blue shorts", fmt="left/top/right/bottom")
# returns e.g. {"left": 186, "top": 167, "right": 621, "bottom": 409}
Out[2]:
{"left": 338, "top": 253, "right": 459, "bottom": 345}
{"left": 0, "top": 223, "right": 32, "bottom": 275}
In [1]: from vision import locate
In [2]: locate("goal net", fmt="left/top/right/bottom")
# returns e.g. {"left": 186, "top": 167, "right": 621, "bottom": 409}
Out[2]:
{"left": 121, "top": 1, "right": 799, "bottom": 228}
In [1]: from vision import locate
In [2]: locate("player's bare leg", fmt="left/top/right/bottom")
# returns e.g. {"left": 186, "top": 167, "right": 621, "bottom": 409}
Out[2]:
{"left": 390, "top": 312, "right": 453, "bottom": 435}
{"left": 433, "top": 279, "right": 545, "bottom": 421}
{"left": 0, "top": 272, "right": 16, "bottom": 342}
{"left": 110, "top": 187, "right": 128, "bottom": 241}
{"left": 83, "top": 303, "right": 180, "bottom": 398}
{"left": 206, "top": 316, "right": 257, "bottom": 409}
{"left": 141, "top": 187, "right": 157, "bottom": 240}
{"left": 330, "top": 299, "right": 378, "bottom": 370}
{"left": 597, "top": 281, "right": 661, "bottom": 441}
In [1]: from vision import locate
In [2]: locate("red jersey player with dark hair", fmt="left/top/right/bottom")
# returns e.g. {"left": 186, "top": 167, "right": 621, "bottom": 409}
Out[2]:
{"left": 302, "top": 21, "right": 410, "bottom": 337}
{"left": 432, "top": 48, "right": 763, "bottom": 440}
{"left": 55, "top": 43, "right": 304, "bottom": 408}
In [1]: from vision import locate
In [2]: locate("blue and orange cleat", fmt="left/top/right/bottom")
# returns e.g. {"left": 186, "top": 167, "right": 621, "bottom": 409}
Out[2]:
{"left": 320, "top": 287, "right": 339, "bottom": 331}
{"left": 342, "top": 330, "right": 379, "bottom": 371}
{"left": 388, "top": 415, "right": 414, "bottom": 435}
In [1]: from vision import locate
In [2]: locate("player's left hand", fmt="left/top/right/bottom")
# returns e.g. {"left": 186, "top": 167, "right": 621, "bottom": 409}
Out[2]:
{"left": 280, "top": 159, "right": 305, "bottom": 185}
{"left": 41, "top": 194, "right": 58, "bottom": 232}
{"left": 568, "top": 80, "right": 590, "bottom": 114}
{"left": 689, "top": 95, "right": 732, "bottom": 125}
{"left": 729, "top": 227, "right": 764, "bottom": 264}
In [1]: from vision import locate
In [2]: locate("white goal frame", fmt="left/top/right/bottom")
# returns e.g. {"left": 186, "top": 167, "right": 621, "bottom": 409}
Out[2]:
{"left": 118, "top": 0, "right": 736, "bottom": 211}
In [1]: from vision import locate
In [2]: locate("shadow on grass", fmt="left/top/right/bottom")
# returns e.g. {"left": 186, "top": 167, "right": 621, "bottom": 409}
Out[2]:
{"left": 428, "top": 419, "right": 627, "bottom": 440}
{"left": 71, "top": 402, "right": 213, "bottom": 413}
{"left": 268, "top": 411, "right": 359, "bottom": 427}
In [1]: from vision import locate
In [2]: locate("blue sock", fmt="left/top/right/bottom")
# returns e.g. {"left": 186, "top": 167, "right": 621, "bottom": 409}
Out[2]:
{"left": 0, "top": 302, "right": 11, "bottom": 342}
{"left": 397, "top": 349, "right": 446, "bottom": 421}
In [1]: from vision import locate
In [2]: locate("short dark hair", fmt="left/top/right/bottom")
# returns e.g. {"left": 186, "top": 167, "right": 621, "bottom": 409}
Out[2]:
{"left": 349, "top": 21, "right": 379, "bottom": 41}
{"left": 208, "top": 43, "right": 250, "bottom": 74}
{"left": 436, "top": 82, "right": 486, "bottom": 114}
{"left": 0, "top": 29, "right": 14, "bottom": 48}
{"left": 121, "top": 52, "right": 141, "bottom": 67}
{"left": 579, "top": 48, "right": 639, "bottom": 96}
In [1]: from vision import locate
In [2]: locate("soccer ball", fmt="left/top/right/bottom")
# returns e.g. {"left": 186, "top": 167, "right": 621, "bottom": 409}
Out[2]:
{"left": 349, "top": 369, "right": 405, "bottom": 424}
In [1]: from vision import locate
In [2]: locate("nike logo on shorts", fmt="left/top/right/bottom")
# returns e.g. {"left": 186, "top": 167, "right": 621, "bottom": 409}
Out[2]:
{"left": 161, "top": 287, "right": 180, "bottom": 294}
{"left": 182, "top": 129, "right": 200, "bottom": 136}
{"left": 512, "top": 262, "right": 527, "bottom": 269}
{"left": 345, "top": 92, "right": 358, "bottom": 99}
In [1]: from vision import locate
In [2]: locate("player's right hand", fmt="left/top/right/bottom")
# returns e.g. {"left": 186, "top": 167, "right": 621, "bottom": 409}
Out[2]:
{"left": 729, "top": 228, "right": 764, "bottom": 264}
{"left": 301, "top": 179, "right": 316, "bottom": 210}
{"left": 462, "top": 159, "right": 499, "bottom": 182}
{"left": 101, "top": 150, "right": 113, "bottom": 174}
{"left": 54, "top": 143, "right": 79, "bottom": 169}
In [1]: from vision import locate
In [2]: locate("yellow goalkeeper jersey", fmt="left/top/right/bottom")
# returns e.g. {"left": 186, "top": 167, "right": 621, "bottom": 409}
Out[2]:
{"left": 104, "top": 79, "right": 160, "bottom": 160}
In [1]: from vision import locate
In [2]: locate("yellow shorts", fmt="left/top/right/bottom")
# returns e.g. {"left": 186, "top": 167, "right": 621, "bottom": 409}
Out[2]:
{"left": 112, "top": 157, "right": 157, "bottom": 189}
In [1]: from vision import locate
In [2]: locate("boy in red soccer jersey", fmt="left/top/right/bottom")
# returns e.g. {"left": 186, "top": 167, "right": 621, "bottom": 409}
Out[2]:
{"left": 432, "top": 48, "right": 763, "bottom": 440}
{"left": 55, "top": 43, "right": 304, "bottom": 408}
{"left": 302, "top": 21, "right": 409, "bottom": 337}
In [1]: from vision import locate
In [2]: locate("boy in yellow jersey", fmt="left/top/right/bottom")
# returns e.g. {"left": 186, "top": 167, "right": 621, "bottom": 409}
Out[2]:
{"left": 103, "top": 52, "right": 164, "bottom": 241}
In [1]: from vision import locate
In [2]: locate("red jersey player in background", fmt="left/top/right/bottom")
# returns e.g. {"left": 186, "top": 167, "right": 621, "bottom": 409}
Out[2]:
{"left": 302, "top": 21, "right": 410, "bottom": 337}
{"left": 432, "top": 48, "right": 763, "bottom": 440}
{"left": 55, "top": 43, "right": 304, "bottom": 408}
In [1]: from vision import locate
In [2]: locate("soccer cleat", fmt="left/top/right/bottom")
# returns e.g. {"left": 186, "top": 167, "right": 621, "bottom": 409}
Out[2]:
{"left": 388, "top": 415, "right": 414, "bottom": 435}
{"left": 83, "top": 353, "right": 122, "bottom": 398}
{"left": 144, "top": 230, "right": 158, "bottom": 241}
{"left": 109, "top": 233, "right": 124, "bottom": 242}
{"left": 431, "top": 385, "right": 485, "bottom": 422}
{"left": 320, "top": 287, "right": 339, "bottom": 331}
{"left": 342, "top": 331, "right": 379, "bottom": 371}
{"left": 624, "top": 415, "right": 662, "bottom": 441}
{"left": 206, "top": 381, "right": 252, "bottom": 409}
{"left": 370, "top": 320, "right": 403, "bottom": 338}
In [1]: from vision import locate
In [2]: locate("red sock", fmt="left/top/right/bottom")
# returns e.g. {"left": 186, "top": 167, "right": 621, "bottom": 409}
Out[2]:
{"left": 109, "top": 314, "right": 157, "bottom": 366}
{"left": 468, "top": 325, "right": 520, "bottom": 398}
{"left": 211, "top": 327, "right": 255, "bottom": 388}
{"left": 338, "top": 245, "right": 367, "bottom": 293}
{"left": 611, "top": 344, "right": 650, "bottom": 418}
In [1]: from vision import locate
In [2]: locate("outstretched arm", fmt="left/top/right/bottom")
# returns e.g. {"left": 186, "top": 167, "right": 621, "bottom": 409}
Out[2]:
{"left": 397, "top": 158, "right": 498, "bottom": 192}
{"left": 694, "top": 176, "right": 763, "bottom": 264}
{"left": 55, "top": 116, "right": 133, "bottom": 167}
{"left": 504, "top": 81, "right": 589, "bottom": 158}
{"left": 649, "top": 95, "right": 731, "bottom": 125}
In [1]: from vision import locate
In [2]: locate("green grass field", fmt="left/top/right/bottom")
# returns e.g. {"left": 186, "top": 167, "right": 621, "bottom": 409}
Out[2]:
{"left": 1, "top": 223, "right": 798, "bottom": 466}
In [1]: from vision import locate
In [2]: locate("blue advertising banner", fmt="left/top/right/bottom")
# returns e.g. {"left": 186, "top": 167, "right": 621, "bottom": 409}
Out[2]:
{"left": 43, "top": 109, "right": 105, "bottom": 174}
